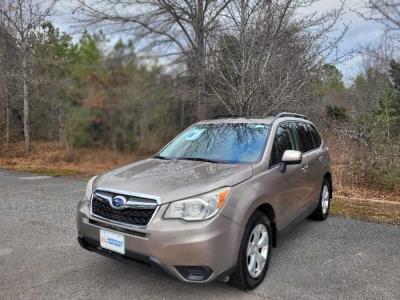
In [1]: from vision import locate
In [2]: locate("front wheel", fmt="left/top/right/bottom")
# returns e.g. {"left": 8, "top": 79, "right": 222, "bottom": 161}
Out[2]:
{"left": 310, "top": 179, "right": 331, "bottom": 220}
{"left": 229, "top": 211, "right": 272, "bottom": 290}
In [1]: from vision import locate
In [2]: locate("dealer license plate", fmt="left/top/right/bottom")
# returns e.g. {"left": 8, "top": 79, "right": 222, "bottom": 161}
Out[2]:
{"left": 100, "top": 229, "right": 125, "bottom": 255}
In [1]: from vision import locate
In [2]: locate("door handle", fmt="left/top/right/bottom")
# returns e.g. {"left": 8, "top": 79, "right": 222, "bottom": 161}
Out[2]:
{"left": 301, "top": 165, "right": 309, "bottom": 173}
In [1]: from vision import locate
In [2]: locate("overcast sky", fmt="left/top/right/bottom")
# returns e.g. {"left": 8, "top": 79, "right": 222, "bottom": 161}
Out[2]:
{"left": 50, "top": 0, "right": 386, "bottom": 83}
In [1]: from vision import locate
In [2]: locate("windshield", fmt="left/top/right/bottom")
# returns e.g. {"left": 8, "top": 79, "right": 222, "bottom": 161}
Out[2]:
{"left": 157, "top": 123, "right": 271, "bottom": 164}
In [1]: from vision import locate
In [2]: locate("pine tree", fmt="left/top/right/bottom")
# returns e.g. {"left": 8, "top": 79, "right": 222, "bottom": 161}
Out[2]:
{"left": 389, "top": 60, "right": 400, "bottom": 112}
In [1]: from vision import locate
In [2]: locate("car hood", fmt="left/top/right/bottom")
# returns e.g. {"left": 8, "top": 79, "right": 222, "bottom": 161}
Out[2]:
{"left": 93, "top": 158, "right": 253, "bottom": 204}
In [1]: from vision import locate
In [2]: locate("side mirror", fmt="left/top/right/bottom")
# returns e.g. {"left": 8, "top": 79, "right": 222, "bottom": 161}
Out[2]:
{"left": 279, "top": 150, "right": 302, "bottom": 173}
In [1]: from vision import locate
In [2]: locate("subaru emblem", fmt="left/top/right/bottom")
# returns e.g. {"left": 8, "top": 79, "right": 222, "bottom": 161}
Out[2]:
{"left": 111, "top": 195, "right": 126, "bottom": 209}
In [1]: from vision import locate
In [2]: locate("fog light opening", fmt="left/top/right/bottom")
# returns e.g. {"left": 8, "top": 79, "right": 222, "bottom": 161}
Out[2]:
{"left": 175, "top": 266, "right": 213, "bottom": 281}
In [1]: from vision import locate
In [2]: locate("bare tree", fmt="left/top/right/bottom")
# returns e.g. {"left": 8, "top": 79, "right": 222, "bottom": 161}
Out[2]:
{"left": 0, "top": 11, "right": 13, "bottom": 145}
{"left": 75, "top": 0, "right": 232, "bottom": 120}
{"left": 0, "top": 0, "right": 56, "bottom": 151}
{"left": 207, "top": 0, "right": 348, "bottom": 116}
{"left": 363, "top": 0, "right": 400, "bottom": 30}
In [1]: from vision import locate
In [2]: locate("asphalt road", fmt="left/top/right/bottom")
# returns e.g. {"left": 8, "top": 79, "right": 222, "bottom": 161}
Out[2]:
{"left": 0, "top": 169, "right": 399, "bottom": 300}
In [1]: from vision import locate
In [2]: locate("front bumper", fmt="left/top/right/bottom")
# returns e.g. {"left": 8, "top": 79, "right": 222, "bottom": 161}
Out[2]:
{"left": 76, "top": 201, "right": 243, "bottom": 283}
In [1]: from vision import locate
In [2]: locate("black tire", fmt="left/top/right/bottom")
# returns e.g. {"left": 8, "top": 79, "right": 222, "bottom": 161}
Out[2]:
{"left": 229, "top": 211, "right": 272, "bottom": 290}
{"left": 310, "top": 178, "right": 331, "bottom": 221}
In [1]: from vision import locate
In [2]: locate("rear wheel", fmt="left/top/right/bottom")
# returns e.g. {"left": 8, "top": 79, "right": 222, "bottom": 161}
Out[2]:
{"left": 310, "top": 179, "right": 331, "bottom": 220}
{"left": 229, "top": 211, "right": 272, "bottom": 290}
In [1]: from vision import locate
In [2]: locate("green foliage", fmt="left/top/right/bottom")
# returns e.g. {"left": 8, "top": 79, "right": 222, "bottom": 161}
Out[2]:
{"left": 313, "top": 64, "right": 346, "bottom": 114}
{"left": 369, "top": 62, "right": 400, "bottom": 146}
{"left": 326, "top": 105, "right": 348, "bottom": 121}
{"left": 321, "top": 64, "right": 345, "bottom": 90}
{"left": 5, "top": 24, "right": 177, "bottom": 151}
{"left": 49, "top": 35, "right": 176, "bottom": 151}
{"left": 317, "top": 63, "right": 400, "bottom": 192}
{"left": 66, "top": 107, "right": 93, "bottom": 147}
{"left": 347, "top": 68, "right": 389, "bottom": 114}
{"left": 389, "top": 60, "right": 400, "bottom": 91}
{"left": 389, "top": 60, "right": 400, "bottom": 113}
{"left": 369, "top": 164, "right": 400, "bottom": 191}
{"left": 69, "top": 32, "right": 104, "bottom": 81}
{"left": 40, "top": 22, "right": 73, "bottom": 60}
{"left": 376, "top": 85, "right": 399, "bottom": 130}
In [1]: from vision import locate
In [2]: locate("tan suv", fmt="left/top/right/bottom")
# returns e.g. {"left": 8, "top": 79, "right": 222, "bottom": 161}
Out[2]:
{"left": 77, "top": 112, "right": 332, "bottom": 290}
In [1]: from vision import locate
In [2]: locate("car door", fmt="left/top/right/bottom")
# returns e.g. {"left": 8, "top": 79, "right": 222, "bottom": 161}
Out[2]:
{"left": 292, "top": 122, "right": 321, "bottom": 208}
{"left": 306, "top": 123, "right": 326, "bottom": 203}
{"left": 269, "top": 122, "right": 309, "bottom": 228}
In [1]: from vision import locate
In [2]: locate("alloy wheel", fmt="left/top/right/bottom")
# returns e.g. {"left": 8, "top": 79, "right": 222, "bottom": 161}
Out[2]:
{"left": 246, "top": 224, "right": 269, "bottom": 278}
{"left": 321, "top": 184, "right": 330, "bottom": 214}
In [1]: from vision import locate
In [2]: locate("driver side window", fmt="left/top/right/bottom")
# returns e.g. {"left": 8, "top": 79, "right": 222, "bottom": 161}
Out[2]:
{"left": 270, "top": 123, "right": 296, "bottom": 167}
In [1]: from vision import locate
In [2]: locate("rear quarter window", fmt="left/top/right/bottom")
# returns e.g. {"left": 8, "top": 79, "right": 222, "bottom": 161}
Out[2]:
{"left": 308, "top": 124, "right": 322, "bottom": 148}
{"left": 294, "top": 122, "right": 315, "bottom": 153}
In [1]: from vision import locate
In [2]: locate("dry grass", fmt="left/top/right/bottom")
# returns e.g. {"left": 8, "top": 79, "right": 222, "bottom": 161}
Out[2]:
{"left": 334, "top": 186, "right": 400, "bottom": 203}
{"left": 331, "top": 196, "right": 400, "bottom": 225}
{"left": 326, "top": 132, "right": 400, "bottom": 193}
{"left": 0, "top": 142, "right": 150, "bottom": 179}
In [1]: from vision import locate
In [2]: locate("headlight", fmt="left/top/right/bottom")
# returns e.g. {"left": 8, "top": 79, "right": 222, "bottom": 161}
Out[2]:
{"left": 84, "top": 176, "right": 98, "bottom": 203}
{"left": 164, "top": 187, "right": 231, "bottom": 221}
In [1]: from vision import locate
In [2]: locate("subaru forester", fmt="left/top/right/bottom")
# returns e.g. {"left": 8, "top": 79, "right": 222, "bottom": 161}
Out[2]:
{"left": 77, "top": 112, "right": 332, "bottom": 290}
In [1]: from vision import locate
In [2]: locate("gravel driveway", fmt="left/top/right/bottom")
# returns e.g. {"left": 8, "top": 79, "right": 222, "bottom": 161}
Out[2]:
{"left": 0, "top": 170, "right": 399, "bottom": 299}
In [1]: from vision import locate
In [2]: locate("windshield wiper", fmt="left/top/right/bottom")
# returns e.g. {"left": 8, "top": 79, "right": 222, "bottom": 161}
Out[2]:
{"left": 180, "top": 157, "right": 221, "bottom": 164}
{"left": 155, "top": 155, "right": 224, "bottom": 164}
{"left": 154, "top": 155, "right": 170, "bottom": 160}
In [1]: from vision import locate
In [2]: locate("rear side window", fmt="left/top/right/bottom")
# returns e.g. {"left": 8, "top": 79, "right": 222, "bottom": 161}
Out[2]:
{"left": 270, "top": 123, "right": 296, "bottom": 167}
{"left": 294, "top": 122, "right": 314, "bottom": 153}
{"left": 308, "top": 124, "right": 322, "bottom": 148}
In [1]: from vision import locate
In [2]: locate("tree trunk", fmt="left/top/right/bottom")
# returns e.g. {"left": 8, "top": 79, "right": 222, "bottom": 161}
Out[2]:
{"left": 195, "top": 65, "right": 206, "bottom": 120}
{"left": 5, "top": 96, "right": 9, "bottom": 146}
{"left": 180, "top": 95, "right": 185, "bottom": 128}
{"left": 239, "top": 0, "right": 246, "bottom": 116}
{"left": 58, "top": 110, "right": 64, "bottom": 144}
{"left": 194, "top": 0, "right": 206, "bottom": 120}
{"left": 385, "top": 105, "right": 390, "bottom": 143}
{"left": 22, "top": 51, "right": 30, "bottom": 151}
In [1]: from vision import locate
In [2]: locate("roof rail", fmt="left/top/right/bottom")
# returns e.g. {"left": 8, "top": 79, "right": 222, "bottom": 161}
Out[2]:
{"left": 211, "top": 113, "right": 239, "bottom": 119}
{"left": 274, "top": 112, "right": 308, "bottom": 121}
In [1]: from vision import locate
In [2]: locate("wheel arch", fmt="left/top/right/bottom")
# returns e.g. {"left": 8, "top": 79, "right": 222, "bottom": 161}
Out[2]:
{"left": 255, "top": 203, "right": 277, "bottom": 248}
{"left": 324, "top": 172, "right": 333, "bottom": 199}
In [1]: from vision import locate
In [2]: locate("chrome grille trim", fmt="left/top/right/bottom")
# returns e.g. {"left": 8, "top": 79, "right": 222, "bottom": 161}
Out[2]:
{"left": 94, "top": 187, "right": 161, "bottom": 204}
{"left": 93, "top": 191, "right": 158, "bottom": 209}
{"left": 89, "top": 188, "right": 160, "bottom": 228}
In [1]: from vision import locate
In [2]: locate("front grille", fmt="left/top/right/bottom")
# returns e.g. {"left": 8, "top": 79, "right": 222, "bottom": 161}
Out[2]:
{"left": 91, "top": 192, "right": 157, "bottom": 226}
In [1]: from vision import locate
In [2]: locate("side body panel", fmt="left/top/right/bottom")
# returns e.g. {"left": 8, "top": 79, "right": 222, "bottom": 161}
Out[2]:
{"left": 221, "top": 117, "right": 331, "bottom": 232}
{"left": 306, "top": 146, "right": 325, "bottom": 202}
{"left": 297, "top": 123, "right": 332, "bottom": 203}
{"left": 221, "top": 118, "right": 302, "bottom": 231}
{"left": 220, "top": 168, "right": 281, "bottom": 228}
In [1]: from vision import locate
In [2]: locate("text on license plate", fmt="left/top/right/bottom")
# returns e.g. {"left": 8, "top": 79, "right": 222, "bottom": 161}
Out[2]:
{"left": 100, "top": 229, "right": 125, "bottom": 255}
